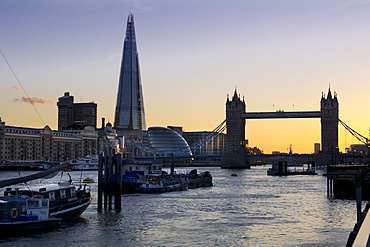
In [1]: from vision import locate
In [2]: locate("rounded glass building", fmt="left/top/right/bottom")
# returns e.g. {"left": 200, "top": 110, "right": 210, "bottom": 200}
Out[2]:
{"left": 147, "top": 127, "right": 192, "bottom": 156}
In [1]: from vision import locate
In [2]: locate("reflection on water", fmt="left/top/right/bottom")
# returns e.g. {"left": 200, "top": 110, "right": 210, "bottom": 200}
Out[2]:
{"left": 0, "top": 166, "right": 357, "bottom": 246}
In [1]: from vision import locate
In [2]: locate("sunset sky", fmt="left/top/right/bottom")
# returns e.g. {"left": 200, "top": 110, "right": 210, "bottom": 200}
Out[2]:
{"left": 1, "top": 0, "right": 370, "bottom": 153}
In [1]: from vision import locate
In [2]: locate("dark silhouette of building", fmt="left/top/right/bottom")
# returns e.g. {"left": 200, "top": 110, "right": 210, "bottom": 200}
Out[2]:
{"left": 221, "top": 89, "right": 249, "bottom": 168}
{"left": 57, "top": 92, "right": 97, "bottom": 130}
{"left": 320, "top": 87, "right": 339, "bottom": 154}
{"left": 114, "top": 13, "right": 146, "bottom": 132}
{"left": 225, "top": 89, "right": 246, "bottom": 154}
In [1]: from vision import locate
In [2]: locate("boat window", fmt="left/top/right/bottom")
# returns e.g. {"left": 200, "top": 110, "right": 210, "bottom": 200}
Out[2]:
{"left": 49, "top": 191, "right": 56, "bottom": 201}
{"left": 27, "top": 200, "right": 39, "bottom": 208}
{"left": 41, "top": 200, "right": 48, "bottom": 207}
{"left": 71, "top": 187, "right": 76, "bottom": 197}
{"left": 60, "top": 189, "right": 66, "bottom": 199}
{"left": 153, "top": 165, "right": 157, "bottom": 170}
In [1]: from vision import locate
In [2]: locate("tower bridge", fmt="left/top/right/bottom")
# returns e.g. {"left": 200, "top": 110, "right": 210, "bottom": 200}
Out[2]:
{"left": 221, "top": 87, "right": 339, "bottom": 168}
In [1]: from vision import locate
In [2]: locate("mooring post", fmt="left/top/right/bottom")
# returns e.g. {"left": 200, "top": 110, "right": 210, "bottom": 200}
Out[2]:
{"left": 108, "top": 148, "right": 113, "bottom": 211}
{"left": 284, "top": 161, "right": 288, "bottom": 175}
{"left": 356, "top": 177, "right": 363, "bottom": 225}
{"left": 115, "top": 153, "right": 122, "bottom": 211}
{"left": 327, "top": 175, "right": 330, "bottom": 197}
{"left": 330, "top": 176, "right": 334, "bottom": 198}
{"left": 104, "top": 149, "right": 108, "bottom": 210}
{"left": 171, "top": 153, "right": 175, "bottom": 175}
{"left": 278, "top": 161, "right": 282, "bottom": 176}
{"left": 98, "top": 153, "right": 103, "bottom": 212}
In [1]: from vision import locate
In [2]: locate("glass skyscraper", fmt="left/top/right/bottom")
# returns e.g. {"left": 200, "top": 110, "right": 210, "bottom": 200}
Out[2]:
{"left": 114, "top": 13, "right": 146, "bottom": 131}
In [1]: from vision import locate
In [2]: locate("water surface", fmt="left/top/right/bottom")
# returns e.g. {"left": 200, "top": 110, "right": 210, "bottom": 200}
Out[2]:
{"left": 0, "top": 166, "right": 357, "bottom": 246}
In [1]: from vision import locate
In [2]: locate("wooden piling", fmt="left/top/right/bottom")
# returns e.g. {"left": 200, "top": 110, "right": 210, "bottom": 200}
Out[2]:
{"left": 108, "top": 149, "right": 113, "bottom": 211}
{"left": 104, "top": 149, "right": 108, "bottom": 211}
{"left": 98, "top": 153, "right": 103, "bottom": 212}
{"left": 278, "top": 161, "right": 288, "bottom": 176}
{"left": 115, "top": 154, "right": 122, "bottom": 211}
{"left": 171, "top": 153, "right": 175, "bottom": 175}
{"left": 97, "top": 148, "right": 122, "bottom": 211}
{"left": 356, "top": 182, "right": 362, "bottom": 225}
{"left": 326, "top": 175, "right": 330, "bottom": 197}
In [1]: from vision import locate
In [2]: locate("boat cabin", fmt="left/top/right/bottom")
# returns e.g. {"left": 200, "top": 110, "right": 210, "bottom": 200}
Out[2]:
{"left": 4, "top": 182, "right": 84, "bottom": 206}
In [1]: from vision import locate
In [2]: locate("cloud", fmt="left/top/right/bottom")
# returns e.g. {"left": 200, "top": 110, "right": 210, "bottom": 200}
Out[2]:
{"left": 7, "top": 86, "right": 20, "bottom": 90}
{"left": 15, "top": 96, "right": 55, "bottom": 105}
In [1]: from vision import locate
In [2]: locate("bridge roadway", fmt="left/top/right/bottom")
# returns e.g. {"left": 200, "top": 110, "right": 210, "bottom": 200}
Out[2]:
{"left": 241, "top": 111, "right": 321, "bottom": 119}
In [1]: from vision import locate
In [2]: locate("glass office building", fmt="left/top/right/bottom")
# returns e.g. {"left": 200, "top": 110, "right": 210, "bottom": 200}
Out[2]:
{"left": 148, "top": 127, "right": 192, "bottom": 156}
{"left": 114, "top": 13, "right": 146, "bottom": 131}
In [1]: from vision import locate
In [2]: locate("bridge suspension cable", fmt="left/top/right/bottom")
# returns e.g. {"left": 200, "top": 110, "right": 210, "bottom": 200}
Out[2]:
{"left": 338, "top": 119, "right": 369, "bottom": 146}
{"left": 188, "top": 120, "right": 226, "bottom": 153}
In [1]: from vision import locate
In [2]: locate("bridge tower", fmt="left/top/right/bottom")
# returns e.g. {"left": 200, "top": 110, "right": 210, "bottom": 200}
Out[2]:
{"left": 221, "top": 89, "right": 249, "bottom": 168}
{"left": 320, "top": 87, "right": 339, "bottom": 154}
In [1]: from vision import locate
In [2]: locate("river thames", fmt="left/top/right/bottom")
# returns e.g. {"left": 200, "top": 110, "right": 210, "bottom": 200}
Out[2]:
{"left": 0, "top": 166, "right": 358, "bottom": 246}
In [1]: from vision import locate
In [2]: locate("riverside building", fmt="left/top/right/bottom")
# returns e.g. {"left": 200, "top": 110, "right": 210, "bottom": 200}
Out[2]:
{"left": 0, "top": 118, "right": 98, "bottom": 162}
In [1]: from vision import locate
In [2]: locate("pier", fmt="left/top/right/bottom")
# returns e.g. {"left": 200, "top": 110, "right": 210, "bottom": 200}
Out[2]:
{"left": 326, "top": 164, "right": 370, "bottom": 199}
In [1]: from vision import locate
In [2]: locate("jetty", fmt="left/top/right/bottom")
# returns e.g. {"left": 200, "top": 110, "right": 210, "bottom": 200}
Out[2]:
{"left": 326, "top": 164, "right": 370, "bottom": 199}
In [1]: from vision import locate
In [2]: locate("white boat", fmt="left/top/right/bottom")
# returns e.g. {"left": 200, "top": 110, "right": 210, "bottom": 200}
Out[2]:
{"left": 67, "top": 155, "right": 99, "bottom": 171}
{"left": 4, "top": 181, "right": 92, "bottom": 219}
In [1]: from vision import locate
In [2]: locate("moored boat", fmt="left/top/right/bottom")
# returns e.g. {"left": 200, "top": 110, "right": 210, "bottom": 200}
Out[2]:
{"left": 121, "top": 171, "right": 145, "bottom": 194}
{"left": 184, "top": 169, "right": 213, "bottom": 189}
{"left": 139, "top": 174, "right": 188, "bottom": 193}
{"left": 0, "top": 197, "right": 61, "bottom": 236}
{"left": 82, "top": 177, "right": 95, "bottom": 183}
{"left": 67, "top": 155, "right": 99, "bottom": 171}
{"left": 3, "top": 181, "right": 91, "bottom": 219}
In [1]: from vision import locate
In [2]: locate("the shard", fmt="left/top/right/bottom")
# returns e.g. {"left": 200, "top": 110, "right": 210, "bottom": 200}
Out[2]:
{"left": 114, "top": 13, "right": 146, "bottom": 131}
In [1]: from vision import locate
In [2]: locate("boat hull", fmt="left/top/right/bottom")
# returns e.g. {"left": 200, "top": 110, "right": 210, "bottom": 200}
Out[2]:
{"left": 139, "top": 183, "right": 188, "bottom": 193}
{"left": 50, "top": 199, "right": 91, "bottom": 219}
{"left": 0, "top": 218, "right": 61, "bottom": 236}
{"left": 122, "top": 182, "right": 143, "bottom": 194}
{"left": 188, "top": 177, "right": 213, "bottom": 189}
